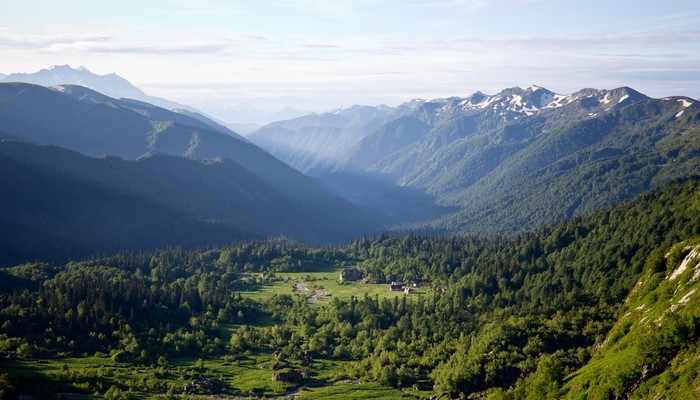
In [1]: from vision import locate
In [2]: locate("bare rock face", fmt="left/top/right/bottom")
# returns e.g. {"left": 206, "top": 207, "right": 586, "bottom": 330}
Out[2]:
{"left": 271, "top": 369, "right": 310, "bottom": 383}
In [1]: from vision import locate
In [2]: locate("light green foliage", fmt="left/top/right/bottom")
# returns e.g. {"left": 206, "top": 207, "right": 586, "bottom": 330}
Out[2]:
{"left": 562, "top": 237, "right": 700, "bottom": 399}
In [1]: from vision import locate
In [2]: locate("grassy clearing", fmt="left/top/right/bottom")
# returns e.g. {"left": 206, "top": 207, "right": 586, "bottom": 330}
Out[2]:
{"left": 237, "top": 266, "right": 432, "bottom": 304}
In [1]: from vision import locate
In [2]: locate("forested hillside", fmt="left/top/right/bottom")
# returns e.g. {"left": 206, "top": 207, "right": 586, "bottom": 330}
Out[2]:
{"left": 0, "top": 140, "right": 371, "bottom": 265}
{"left": 0, "top": 82, "right": 362, "bottom": 218}
{"left": 0, "top": 83, "right": 377, "bottom": 262}
{"left": 1, "top": 176, "right": 699, "bottom": 398}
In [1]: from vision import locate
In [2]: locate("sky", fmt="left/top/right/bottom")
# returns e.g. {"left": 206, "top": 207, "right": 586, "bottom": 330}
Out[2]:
{"left": 1, "top": 0, "right": 699, "bottom": 122}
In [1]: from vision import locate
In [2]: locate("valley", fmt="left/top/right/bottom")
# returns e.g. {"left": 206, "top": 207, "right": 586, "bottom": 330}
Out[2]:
{"left": 2, "top": 176, "right": 700, "bottom": 398}
{"left": 1, "top": 66, "right": 700, "bottom": 399}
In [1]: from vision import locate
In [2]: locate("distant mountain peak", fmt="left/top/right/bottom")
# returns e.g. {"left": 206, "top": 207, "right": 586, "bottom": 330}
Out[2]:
{"left": 48, "top": 64, "right": 87, "bottom": 71}
{"left": 0, "top": 65, "right": 245, "bottom": 135}
{"left": 2, "top": 65, "right": 145, "bottom": 99}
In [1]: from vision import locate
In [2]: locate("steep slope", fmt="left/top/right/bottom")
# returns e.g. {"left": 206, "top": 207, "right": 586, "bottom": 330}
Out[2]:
{"left": 429, "top": 95, "right": 700, "bottom": 234}
{"left": 370, "top": 87, "right": 652, "bottom": 190}
{"left": 562, "top": 237, "right": 700, "bottom": 399}
{"left": 248, "top": 104, "right": 408, "bottom": 173}
{"left": 0, "top": 140, "right": 365, "bottom": 265}
{"left": 336, "top": 116, "right": 431, "bottom": 171}
{"left": 0, "top": 82, "right": 366, "bottom": 220}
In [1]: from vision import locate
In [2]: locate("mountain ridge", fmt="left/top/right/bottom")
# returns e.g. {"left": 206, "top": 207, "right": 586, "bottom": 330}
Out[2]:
{"left": 0, "top": 65, "right": 247, "bottom": 139}
{"left": 0, "top": 82, "right": 379, "bottom": 263}
{"left": 0, "top": 82, "right": 357, "bottom": 209}
{"left": 250, "top": 85, "right": 700, "bottom": 234}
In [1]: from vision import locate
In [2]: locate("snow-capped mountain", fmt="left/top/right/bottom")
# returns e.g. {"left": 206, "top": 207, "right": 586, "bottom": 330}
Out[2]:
{"left": 251, "top": 85, "right": 700, "bottom": 235}
{"left": 398, "top": 85, "right": 648, "bottom": 123}
{"left": 250, "top": 86, "right": 654, "bottom": 175}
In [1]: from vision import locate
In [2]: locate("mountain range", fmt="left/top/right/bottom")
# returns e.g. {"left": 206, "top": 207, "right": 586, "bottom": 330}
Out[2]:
{"left": 0, "top": 82, "right": 375, "bottom": 265}
{"left": 0, "top": 65, "right": 308, "bottom": 126}
{"left": 1, "top": 65, "right": 185, "bottom": 111}
{"left": 249, "top": 85, "right": 700, "bottom": 234}
{"left": 0, "top": 65, "right": 248, "bottom": 140}
{"left": 2, "top": 65, "right": 700, "bottom": 265}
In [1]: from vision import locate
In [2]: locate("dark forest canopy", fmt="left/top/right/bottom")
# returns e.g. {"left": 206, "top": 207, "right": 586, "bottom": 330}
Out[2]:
{"left": 1, "top": 176, "right": 699, "bottom": 398}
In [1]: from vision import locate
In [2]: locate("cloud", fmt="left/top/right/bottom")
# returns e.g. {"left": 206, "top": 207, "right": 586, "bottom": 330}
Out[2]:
{"left": 361, "top": 29, "right": 700, "bottom": 57}
{"left": 0, "top": 28, "right": 266, "bottom": 56}
{"left": 47, "top": 42, "right": 231, "bottom": 55}
{"left": 0, "top": 30, "right": 113, "bottom": 49}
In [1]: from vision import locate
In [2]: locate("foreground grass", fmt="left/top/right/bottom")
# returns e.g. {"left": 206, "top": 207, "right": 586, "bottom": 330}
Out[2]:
{"left": 298, "top": 381, "right": 426, "bottom": 399}
{"left": 1, "top": 353, "right": 429, "bottom": 399}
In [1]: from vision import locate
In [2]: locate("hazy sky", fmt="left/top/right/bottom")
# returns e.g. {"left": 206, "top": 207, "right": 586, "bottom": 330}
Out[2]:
{"left": 1, "top": 0, "right": 699, "bottom": 117}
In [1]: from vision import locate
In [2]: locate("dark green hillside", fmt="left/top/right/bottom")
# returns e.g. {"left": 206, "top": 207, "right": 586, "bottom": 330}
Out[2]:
{"left": 0, "top": 82, "right": 151, "bottom": 158}
{"left": 0, "top": 140, "right": 366, "bottom": 265}
{"left": 1, "top": 176, "right": 699, "bottom": 398}
{"left": 0, "top": 82, "right": 366, "bottom": 220}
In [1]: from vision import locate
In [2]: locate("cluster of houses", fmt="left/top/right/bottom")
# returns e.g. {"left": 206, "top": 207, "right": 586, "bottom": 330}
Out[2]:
{"left": 390, "top": 281, "right": 413, "bottom": 294}
{"left": 339, "top": 267, "right": 415, "bottom": 294}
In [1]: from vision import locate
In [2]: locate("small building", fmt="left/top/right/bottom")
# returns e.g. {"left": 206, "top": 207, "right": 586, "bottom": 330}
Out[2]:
{"left": 339, "top": 268, "right": 363, "bottom": 282}
{"left": 390, "top": 281, "right": 404, "bottom": 291}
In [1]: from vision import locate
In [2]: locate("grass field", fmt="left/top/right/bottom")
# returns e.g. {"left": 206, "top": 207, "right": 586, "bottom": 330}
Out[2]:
{"left": 237, "top": 265, "right": 432, "bottom": 304}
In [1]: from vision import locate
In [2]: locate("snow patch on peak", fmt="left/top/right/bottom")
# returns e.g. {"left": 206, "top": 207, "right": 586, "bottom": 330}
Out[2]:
{"left": 510, "top": 94, "right": 523, "bottom": 107}
{"left": 461, "top": 93, "right": 500, "bottom": 111}
{"left": 542, "top": 94, "right": 570, "bottom": 109}
{"left": 618, "top": 94, "right": 630, "bottom": 104}
{"left": 678, "top": 99, "right": 692, "bottom": 108}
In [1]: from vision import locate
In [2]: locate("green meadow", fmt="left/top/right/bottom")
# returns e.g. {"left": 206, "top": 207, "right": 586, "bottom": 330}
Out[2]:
{"left": 236, "top": 266, "right": 431, "bottom": 303}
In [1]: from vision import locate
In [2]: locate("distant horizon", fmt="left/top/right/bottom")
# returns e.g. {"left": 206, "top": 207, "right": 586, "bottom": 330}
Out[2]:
{"left": 3, "top": 64, "right": 699, "bottom": 126}
{"left": 2, "top": 0, "right": 699, "bottom": 122}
